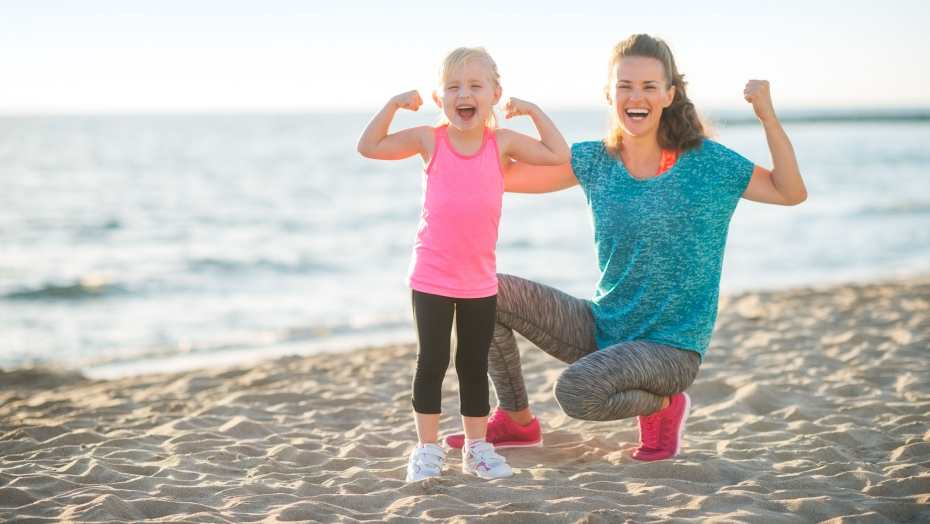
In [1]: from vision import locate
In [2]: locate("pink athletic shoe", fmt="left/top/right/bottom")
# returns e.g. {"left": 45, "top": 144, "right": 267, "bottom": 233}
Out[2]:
{"left": 443, "top": 407, "right": 543, "bottom": 450}
{"left": 632, "top": 392, "right": 691, "bottom": 461}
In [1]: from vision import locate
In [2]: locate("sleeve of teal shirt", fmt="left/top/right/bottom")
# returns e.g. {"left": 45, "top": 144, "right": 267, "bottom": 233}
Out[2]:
{"left": 570, "top": 141, "right": 600, "bottom": 189}
{"left": 701, "top": 140, "right": 755, "bottom": 200}
{"left": 718, "top": 141, "right": 756, "bottom": 198}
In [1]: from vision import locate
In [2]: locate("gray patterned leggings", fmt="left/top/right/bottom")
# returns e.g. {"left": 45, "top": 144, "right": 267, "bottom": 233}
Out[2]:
{"left": 489, "top": 274, "right": 702, "bottom": 420}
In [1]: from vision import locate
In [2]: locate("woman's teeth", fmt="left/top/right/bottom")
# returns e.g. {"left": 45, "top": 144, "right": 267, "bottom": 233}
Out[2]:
{"left": 457, "top": 106, "right": 476, "bottom": 119}
{"left": 626, "top": 109, "right": 649, "bottom": 122}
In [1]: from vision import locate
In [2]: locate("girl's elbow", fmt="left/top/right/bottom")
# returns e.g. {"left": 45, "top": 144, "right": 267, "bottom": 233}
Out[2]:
{"left": 356, "top": 143, "right": 374, "bottom": 158}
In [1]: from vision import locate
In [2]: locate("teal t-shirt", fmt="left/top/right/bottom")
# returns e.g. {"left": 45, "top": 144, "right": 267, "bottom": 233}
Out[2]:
{"left": 570, "top": 139, "right": 755, "bottom": 359}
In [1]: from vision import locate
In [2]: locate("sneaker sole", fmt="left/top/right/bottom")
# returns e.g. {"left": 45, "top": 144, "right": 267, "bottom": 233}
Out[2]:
{"left": 462, "top": 464, "right": 514, "bottom": 479}
{"left": 672, "top": 392, "right": 691, "bottom": 458}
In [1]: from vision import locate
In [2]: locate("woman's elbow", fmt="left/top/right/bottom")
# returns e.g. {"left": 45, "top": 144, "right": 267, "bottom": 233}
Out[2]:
{"left": 786, "top": 188, "right": 807, "bottom": 206}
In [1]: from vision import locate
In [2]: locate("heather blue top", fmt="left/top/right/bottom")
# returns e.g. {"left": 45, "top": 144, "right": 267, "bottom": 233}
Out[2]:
{"left": 570, "top": 139, "right": 755, "bottom": 359}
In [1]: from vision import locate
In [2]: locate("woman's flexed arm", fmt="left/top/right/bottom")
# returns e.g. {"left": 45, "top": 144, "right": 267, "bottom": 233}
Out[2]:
{"left": 357, "top": 91, "right": 431, "bottom": 161}
{"left": 741, "top": 80, "right": 807, "bottom": 206}
{"left": 503, "top": 159, "right": 578, "bottom": 194}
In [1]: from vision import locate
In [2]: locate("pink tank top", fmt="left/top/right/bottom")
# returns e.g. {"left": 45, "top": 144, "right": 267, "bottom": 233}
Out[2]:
{"left": 406, "top": 126, "right": 504, "bottom": 298}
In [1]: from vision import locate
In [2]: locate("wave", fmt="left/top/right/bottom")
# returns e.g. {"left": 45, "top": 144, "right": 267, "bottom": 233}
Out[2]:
{"left": 857, "top": 202, "right": 930, "bottom": 216}
{"left": 187, "top": 257, "right": 339, "bottom": 274}
{"left": 29, "top": 318, "right": 415, "bottom": 371}
{"left": 4, "top": 276, "right": 125, "bottom": 300}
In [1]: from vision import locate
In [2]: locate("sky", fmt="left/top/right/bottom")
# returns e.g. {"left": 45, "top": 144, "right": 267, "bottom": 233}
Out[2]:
{"left": 2, "top": 0, "right": 929, "bottom": 114}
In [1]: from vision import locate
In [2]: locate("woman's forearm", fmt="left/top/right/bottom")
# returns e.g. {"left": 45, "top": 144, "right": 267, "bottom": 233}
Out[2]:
{"left": 761, "top": 116, "right": 807, "bottom": 205}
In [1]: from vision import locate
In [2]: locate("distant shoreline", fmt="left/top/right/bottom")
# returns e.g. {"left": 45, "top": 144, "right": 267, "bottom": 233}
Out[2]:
{"left": 2, "top": 108, "right": 930, "bottom": 124}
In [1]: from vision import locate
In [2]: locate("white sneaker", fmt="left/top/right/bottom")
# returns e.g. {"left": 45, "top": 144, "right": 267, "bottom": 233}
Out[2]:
{"left": 405, "top": 442, "right": 446, "bottom": 482}
{"left": 462, "top": 440, "right": 513, "bottom": 479}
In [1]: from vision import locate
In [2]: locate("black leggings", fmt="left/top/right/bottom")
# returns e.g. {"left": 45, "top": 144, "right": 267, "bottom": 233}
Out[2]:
{"left": 411, "top": 290, "right": 497, "bottom": 417}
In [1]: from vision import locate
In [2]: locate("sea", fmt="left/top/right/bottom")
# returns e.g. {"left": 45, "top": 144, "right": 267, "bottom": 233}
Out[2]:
{"left": 2, "top": 109, "right": 929, "bottom": 379}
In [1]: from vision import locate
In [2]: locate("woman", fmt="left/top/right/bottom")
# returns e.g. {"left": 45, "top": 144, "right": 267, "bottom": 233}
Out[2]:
{"left": 443, "top": 34, "right": 806, "bottom": 461}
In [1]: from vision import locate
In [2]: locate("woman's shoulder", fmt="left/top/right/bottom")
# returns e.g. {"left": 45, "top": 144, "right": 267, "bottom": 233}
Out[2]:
{"left": 686, "top": 138, "right": 739, "bottom": 159}
{"left": 683, "top": 138, "right": 752, "bottom": 167}
{"left": 571, "top": 140, "right": 609, "bottom": 166}
{"left": 571, "top": 140, "right": 607, "bottom": 155}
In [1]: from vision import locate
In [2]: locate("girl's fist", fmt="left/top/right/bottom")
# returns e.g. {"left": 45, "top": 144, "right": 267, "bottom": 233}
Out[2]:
{"left": 501, "top": 97, "right": 537, "bottom": 119}
{"left": 744, "top": 80, "right": 776, "bottom": 122}
{"left": 394, "top": 90, "right": 423, "bottom": 112}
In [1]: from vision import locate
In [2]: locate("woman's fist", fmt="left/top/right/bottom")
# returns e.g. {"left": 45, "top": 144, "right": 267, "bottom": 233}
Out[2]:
{"left": 393, "top": 90, "right": 423, "bottom": 112}
{"left": 744, "top": 80, "right": 776, "bottom": 122}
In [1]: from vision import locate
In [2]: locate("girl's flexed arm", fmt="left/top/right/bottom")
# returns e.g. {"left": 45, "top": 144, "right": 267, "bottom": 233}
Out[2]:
{"left": 741, "top": 80, "right": 807, "bottom": 206}
{"left": 357, "top": 91, "right": 431, "bottom": 161}
{"left": 495, "top": 98, "right": 571, "bottom": 166}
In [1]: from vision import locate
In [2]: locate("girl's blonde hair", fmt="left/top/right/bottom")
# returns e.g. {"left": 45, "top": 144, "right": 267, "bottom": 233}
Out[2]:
{"left": 604, "top": 34, "right": 710, "bottom": 158}
{"left": 435, "top": 47, "right": 501, "bottom": 130}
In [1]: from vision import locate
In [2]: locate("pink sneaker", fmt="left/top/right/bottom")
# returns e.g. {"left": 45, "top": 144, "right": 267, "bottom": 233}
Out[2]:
{"left": 443, "top": 407, "right": 543, "bottom": 450}
{"left": 632, "top": 392, "right": 691, "bottom": 461}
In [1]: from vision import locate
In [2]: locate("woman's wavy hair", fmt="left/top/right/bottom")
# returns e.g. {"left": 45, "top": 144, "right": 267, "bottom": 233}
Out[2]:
{"left": 604, "top": 34, "right": 709, "bottom": 157}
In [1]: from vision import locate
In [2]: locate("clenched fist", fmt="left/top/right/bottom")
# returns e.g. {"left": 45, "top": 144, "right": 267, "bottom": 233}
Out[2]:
{"left": 501, "top": 97, "right": 538, "bottom": 119}
{"left": 744, "top": 80, "right": 776, "bottom": 123}
{"left": 393, "top": 90, "right": 424, "bottom": 112}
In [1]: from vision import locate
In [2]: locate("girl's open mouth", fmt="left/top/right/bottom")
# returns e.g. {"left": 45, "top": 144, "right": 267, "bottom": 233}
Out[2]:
{"left": 457, "top": 105, "right": 476, "bottom": 120}
{"left": 626, "top": 108, "right": 649, "bottom": 123}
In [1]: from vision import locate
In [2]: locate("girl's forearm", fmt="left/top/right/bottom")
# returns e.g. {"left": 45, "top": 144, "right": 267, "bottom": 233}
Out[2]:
{"left": 357, "top": 99, "right": 399, "bottom": 157}
{"left": 762, "top": 117, "right": 807, "bottom": 204}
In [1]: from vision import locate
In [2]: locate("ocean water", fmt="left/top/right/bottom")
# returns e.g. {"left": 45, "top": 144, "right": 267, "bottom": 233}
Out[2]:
{"left": 1, "top": 111, "right": 928, "bottom": 378}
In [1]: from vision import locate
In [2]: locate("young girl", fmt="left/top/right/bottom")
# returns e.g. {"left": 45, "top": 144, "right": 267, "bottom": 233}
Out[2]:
{"left": 356, "top": 47, "right": 570, "bottom": 481}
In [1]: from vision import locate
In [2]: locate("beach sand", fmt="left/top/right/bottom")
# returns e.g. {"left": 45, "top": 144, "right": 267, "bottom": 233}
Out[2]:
{"left": 1, "top": 277, "right": 929, "bottom": 523}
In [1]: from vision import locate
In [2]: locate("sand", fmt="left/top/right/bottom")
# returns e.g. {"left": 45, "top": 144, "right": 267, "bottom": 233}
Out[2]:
{"left": 1, "top": 277, "right": 929, "bottom": 523}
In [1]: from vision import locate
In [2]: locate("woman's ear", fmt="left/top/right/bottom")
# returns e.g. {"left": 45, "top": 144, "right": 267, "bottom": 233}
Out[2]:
{"left": 432, "top": 90, "right": 442, "bottom": 108}
{"left": 664, "top": 85, "right": 676, "bottom": 108}
{"left": 604, "top": 85, "right": 612, "bottom": 105}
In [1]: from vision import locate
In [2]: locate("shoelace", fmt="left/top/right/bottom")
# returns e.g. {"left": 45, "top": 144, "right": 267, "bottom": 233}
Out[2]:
{"left": 487, "top": 411, "right": 514, "bottom": 441}
{"left": 639, "top": 414, "right": 673, "bottom": 450}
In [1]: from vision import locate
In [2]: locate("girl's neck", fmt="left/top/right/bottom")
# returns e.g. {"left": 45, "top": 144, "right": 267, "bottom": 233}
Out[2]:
{"left": 446, "top": 124, "right": 485, "bottom": 142}
{"left": 445, "top": 124, "right": 486, "bottom": 156}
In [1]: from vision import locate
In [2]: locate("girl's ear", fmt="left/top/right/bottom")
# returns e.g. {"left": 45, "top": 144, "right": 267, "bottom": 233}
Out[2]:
{"left": 663, "top": 85, "right": 676, "bottom": 108}
{"left": 432, "top": 90, "right": 442, "bottom": 108}
{"left": 492, "top": 85, "right": 503, "bottom": 105}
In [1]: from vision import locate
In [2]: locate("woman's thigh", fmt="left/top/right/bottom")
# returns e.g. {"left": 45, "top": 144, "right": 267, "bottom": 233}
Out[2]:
{"left": 554, "top": 340, "right": 701, "bottom": 421}
{"left": 495, "top": 274, "right": 598, "bottom": 364}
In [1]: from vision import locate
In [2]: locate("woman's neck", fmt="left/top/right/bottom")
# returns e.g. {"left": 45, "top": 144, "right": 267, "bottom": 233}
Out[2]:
{"left": 619, "top": 132, "right": 663, "bottom": 174}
